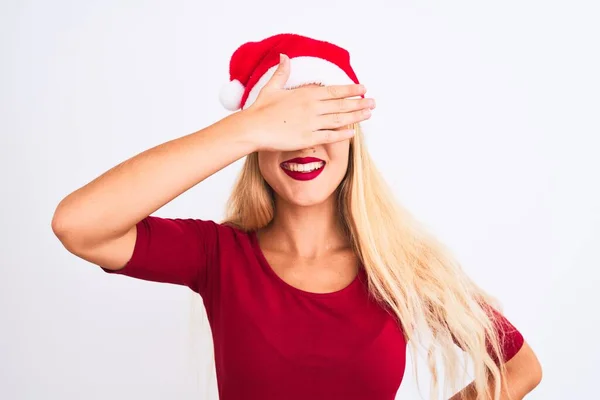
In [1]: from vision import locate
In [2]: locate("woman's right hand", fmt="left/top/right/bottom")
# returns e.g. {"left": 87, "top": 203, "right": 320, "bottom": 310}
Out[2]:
{"left": 243, "top": 54, "right": 376, "bottom": 152}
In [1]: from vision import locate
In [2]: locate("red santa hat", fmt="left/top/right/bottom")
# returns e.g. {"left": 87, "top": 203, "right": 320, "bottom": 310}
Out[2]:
{"left": 219, "top": 33, "right": 361, "bottom": 111}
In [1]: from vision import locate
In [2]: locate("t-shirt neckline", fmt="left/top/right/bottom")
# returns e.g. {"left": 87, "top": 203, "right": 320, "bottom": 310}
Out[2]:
{"left": 249, "top": 230, "right": 364, "bottom": 299}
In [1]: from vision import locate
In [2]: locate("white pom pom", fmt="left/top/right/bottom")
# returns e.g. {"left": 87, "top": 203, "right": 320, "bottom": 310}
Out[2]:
{"left": 219, "top": 79, "right": 245, "bottom": 111}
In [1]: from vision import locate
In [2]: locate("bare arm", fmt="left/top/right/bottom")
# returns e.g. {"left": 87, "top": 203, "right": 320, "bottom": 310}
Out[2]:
{"left": 449, "top": 341, "right": 542, "bottom": 400}
{"left": 52, "top": 54, "right": 374, "bottom": 271}
{"left": 51, "top": 112, "right": 257, "bottom": 270}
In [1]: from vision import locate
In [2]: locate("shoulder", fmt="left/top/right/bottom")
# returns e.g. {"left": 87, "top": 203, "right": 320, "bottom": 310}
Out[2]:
{"left": 201, "top": 219, "right": 257, "bottom": 254}
{"left": 134, "top": 216, "right": 254, "bottom": 254}
{"left": 145, "top": 216, "right": 247, "bottom": 235}
{"left": 144, "top": 216, "right": 258, "bottom": 263}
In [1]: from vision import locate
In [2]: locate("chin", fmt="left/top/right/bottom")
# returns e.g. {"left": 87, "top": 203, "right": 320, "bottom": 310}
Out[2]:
{"left": 260, "top": 157, "right": 347, "bottom": 208}
{"left": 282, "top": 191, "right": 331, "bottom": 207}
{"left": 276, "top": 171, "right": 343, "bottom": 207}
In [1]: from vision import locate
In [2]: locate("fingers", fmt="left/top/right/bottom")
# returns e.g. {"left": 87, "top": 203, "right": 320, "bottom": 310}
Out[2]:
{"left": 316, "top": 108, "right": 372, "bottom": 130}
{"left": 309, "top": 129, "right": 356, "bottom": 146}
{"left": 264, "top": 54, "right": 290, "bottom": 90}
{"left": 317, "top": 97, "right": 376, "bottom": 115}
{"left": 314, "top": 83, "right": 367, "bottom": 100}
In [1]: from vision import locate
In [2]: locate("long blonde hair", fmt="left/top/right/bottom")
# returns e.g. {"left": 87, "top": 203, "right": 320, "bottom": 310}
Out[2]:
{"left": 223, "top": 123, "right": 511, "bottom": 400}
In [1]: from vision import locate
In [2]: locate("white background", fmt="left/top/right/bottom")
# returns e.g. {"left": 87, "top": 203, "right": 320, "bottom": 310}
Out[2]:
{"left": 2, "top": 0, "right": 599, "bottom": 399}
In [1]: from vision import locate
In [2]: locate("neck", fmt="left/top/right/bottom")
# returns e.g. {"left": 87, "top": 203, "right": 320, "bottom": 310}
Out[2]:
{"left": 263, "top": 194, "right": 348, "bottom": 259}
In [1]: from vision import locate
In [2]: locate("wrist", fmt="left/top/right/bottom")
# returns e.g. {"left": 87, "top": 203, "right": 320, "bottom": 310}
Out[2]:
{"left": 231, "top": 107, "right": 265, "bottom": 152}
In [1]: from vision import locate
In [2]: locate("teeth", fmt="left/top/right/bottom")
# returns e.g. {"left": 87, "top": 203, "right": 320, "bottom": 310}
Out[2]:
{"left": 282, "top": 161, "right": 325, "bottom": 173}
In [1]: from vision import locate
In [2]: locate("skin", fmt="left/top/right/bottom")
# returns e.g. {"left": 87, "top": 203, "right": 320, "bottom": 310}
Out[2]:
{"left": 255, "top": 94, "right": 541, "bottom": 399}
{"left": 257, "top": 121, "right": 357, "bottom": 293}
{"left": 255, "top": 82, "right": 360, "bottom": 294}
{"left": 258, "top": 137, "right": 350, "bottom": 207}
{"left": 256, "top": 86, "right": 541, "bottom": 399}
{"left": 52, "top": 54, "right": 540, "bottom": 397}
{"left": 257, "top": 121, "right": 542, "bottom": 399}
{"left": 51, "top": 55, "right": 372, "bottom": 270}
{"left": 450, "top": 341, "right": 542, "bottom": 399}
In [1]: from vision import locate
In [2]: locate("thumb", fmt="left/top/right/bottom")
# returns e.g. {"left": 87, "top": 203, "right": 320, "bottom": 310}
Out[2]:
{"left": 264, "top": 53, "right": 290, "bottom": 90}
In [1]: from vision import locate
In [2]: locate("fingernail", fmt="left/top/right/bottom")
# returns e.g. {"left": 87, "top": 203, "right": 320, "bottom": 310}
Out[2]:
{"left": 280, "top": 53, "right": 286, "bottom": 64}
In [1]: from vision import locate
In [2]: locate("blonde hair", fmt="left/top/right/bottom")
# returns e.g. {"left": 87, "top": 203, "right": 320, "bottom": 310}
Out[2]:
{"left": 223, "top": 123, "right": 511, "bottom": 400}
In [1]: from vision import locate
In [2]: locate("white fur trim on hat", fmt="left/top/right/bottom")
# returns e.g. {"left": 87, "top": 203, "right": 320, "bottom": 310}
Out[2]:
{"left": 242, "top": 56, "right": 356, "bottom": 109}
{"left": 219, "top": 79, "right": 245, "bottom": 111}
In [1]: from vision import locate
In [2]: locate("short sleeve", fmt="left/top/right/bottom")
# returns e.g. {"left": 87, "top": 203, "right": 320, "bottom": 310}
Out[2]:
{"left": 452, "top": 305, "right": 525, "bottom": 364}
{"left": 486, "top": 306, "right": 525, "bottom": 364}
{"left": 102, "top": 216, "right": 218, "bottom": 296}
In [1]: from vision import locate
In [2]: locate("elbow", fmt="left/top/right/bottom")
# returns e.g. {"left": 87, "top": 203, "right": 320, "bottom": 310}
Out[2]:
{"left": 505, "top": 341, "right": 543, "bottom": 396}
{"left": 51, "top": 203, "right": 68, "bottom": 240}
{"left": 51, "top": 200, "right": 82, "bottom": 252}
{"left": 51, "top": 207, "right": 67, "bottom": 240}
{"left": 528, "top": 356, "right": 543, "bottom": 391}
{"left": 523, "top": 343, "right": 543, "bottom": 392}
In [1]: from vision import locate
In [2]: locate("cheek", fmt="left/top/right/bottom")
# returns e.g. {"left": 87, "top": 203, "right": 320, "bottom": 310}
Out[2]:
{"left": 256, "top": 142, "right": 351, "bottom": 205}
{"left": 258, "top": 153, "right": 282, "bottom": 188}
{"left": 324, "top": 141, "right": 351, "bottom": 178}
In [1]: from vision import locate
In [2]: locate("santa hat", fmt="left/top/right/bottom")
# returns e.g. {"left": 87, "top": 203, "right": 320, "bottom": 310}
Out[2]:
{"left": 219, "top": 33, "right": 361, "bottom": 111}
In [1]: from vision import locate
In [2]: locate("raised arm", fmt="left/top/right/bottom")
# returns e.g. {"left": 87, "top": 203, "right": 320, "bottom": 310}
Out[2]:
{"left": 51, "top": 112, "right": 259, "bottom": 270}
{"left": 51, "top": 54, "right": 375, "bottom": 271}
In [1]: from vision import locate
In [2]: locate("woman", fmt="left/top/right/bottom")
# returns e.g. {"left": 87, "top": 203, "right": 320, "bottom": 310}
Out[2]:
{"left": 52, "top": 33, "right": 542, "bottom": 399}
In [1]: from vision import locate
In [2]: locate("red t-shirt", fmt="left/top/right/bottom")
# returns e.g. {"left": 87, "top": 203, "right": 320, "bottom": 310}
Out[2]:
{"left": 103, "top": 216, "right": 524, "bottom": 400}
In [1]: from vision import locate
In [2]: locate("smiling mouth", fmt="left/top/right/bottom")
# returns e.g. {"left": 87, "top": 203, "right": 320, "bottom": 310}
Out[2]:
{"left": 281, "top": 160, "right": 325, "bottom": 172}
{"left": 280, "top": 157, "right": 326, "bottom": 181}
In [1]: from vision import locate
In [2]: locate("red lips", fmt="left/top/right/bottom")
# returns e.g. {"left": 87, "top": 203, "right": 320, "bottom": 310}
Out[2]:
{"left": 281, "top": 157, "right": 324, "bottom": 164}
{"left": 280, "top": 157, "right": 326, "bottom": 181}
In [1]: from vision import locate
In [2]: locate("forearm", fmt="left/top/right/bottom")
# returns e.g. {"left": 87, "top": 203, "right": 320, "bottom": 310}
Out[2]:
{"left": 450, "top": 341, "right": 542, "bottom": 400}
{"left": 52, "top": 111, "right": 257, "bottom": 247}
{"left": 449, "top": 379, "right": 518, "bottom": 400}
{"left": 449, "top": 369, "right": 535, "bottom": 400}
